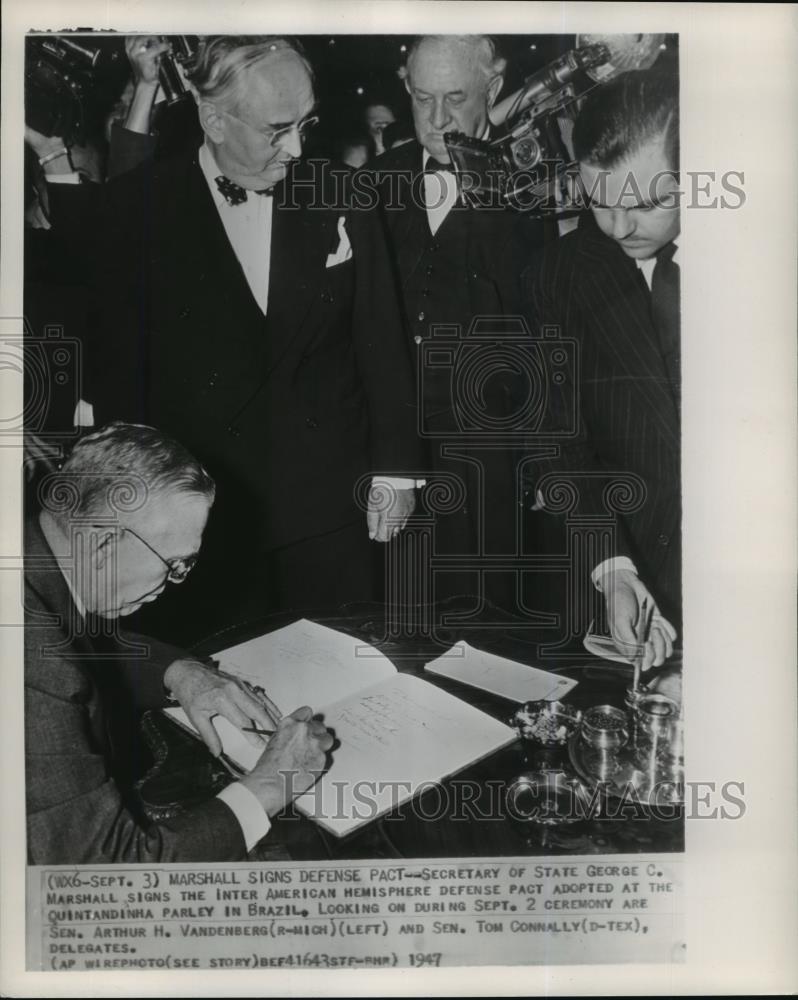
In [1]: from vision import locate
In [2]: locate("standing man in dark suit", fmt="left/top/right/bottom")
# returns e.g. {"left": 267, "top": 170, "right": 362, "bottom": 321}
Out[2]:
{"left": 367, "top": 35, "right": 551, "bottom": 610}
{"left": 523, "top": 69, "right": 680, "bottom": 669}
{"left": 79, "top": 36, "right": 420, "bottom": 642}
{"left": 25, "top": 422, "right": 332, "bottom": 864}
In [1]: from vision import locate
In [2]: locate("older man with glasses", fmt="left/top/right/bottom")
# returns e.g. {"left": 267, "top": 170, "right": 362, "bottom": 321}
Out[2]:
{"left": 62, "top": 35, "right": 421, "bottom": 644}
{"left": 26, "top": 421, "right": 334, "bottom": 864}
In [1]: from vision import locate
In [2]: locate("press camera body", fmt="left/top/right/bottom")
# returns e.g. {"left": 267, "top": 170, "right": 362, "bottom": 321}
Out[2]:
{"left": 25, "top": 34, "right": 198, "bottom": 145}
{"left": 25, "top": 36, "right": 125, "bottom": 145}
{"left": 444, "top": 36, "right": 665, "bottom": 217}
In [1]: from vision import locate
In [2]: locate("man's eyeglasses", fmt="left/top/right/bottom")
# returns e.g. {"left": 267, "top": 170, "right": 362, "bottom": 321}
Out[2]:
{"left": 101, "top": 524, "right": 198, "bottom": 584}
{"left": 222, "top": 109, "right": 319, "bottom": 147}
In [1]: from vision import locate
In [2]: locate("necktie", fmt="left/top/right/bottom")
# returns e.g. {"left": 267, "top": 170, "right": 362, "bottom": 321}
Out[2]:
{"left": 650, "top": 242, "right": 680, "bottom": 390}
{"left": 214, "top": 175, "right": 273, "bottom": 206}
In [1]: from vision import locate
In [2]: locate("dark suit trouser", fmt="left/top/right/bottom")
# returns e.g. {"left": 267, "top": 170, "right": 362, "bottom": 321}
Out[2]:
{"left": 420, "top": 434, "right": 519, "bottom": 614}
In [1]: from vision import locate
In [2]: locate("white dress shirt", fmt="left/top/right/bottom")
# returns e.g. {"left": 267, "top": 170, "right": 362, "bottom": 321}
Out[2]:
{"left": 198, "top": 142, "right": 273, "bottom": 315}
{"left": 635, "top": 241, "right": 681, "bottom": 291}
{"left": 421, "top": 149, "right": 460, "bottom": 235}
{"left": 419, "top": 125, "right": 491, "bottom": 234}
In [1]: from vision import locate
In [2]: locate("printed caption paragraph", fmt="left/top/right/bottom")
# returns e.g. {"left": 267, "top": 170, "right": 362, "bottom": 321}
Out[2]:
{"left": 28, "top": 857, "right": 683, "bottom": 969}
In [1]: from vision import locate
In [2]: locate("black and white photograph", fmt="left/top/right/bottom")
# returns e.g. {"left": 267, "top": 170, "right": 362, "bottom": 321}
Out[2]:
{"left": 1, "top": 1, "right": 795, "bottom": 995}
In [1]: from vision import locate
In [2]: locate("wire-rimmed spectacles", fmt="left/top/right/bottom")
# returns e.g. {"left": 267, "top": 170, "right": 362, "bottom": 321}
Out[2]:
{"left": 222, "top": 109, "right": 320, "bottom": 147}
{"left": 99, "top": 524, "right": 198, "bottom": 584}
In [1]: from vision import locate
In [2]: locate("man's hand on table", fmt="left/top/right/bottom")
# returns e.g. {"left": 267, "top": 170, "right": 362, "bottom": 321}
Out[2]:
{"left": 599, "top": 568, "right": 677, "bottom": 672}
{"left": 240, "top": 707, "right": 334, "bottom": 817}
{"left": 163, "top": 658, "right": 281, "bottom": 755}
{"left": 647, "top": 667, "right": 682, "bottom": 705}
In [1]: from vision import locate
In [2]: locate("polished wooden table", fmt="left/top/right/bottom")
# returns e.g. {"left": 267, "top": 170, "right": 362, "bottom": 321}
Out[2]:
{"left": 139, "top": 600, "right": 683, "bottom": 860}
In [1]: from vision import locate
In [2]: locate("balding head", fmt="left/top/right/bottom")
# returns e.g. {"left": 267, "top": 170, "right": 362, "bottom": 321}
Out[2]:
{"left": 194, "top": 36, "right": 316, "bottom": 190}
{"left": 190, "top": 36, "right": 314, "bottom": 113}
{"left": 400, "top": 35, "right": 506, "bottom": 163}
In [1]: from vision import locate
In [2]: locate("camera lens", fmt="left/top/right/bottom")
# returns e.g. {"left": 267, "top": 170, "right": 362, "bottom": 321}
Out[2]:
{"left": 511, "top": 135, "right": 541, "bottom": 169}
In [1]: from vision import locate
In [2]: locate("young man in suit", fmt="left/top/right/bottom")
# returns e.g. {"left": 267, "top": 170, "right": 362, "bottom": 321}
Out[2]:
{"left": 26, "top": 422, "right": 332, "bottom": 864}
{"left": 56, "top": 36, "right": 421, "bottom": 642}
{"left": 367, "top": 35, "right": 551, "bottom": 612}
{"left": 523, "top": 68, "right": 680, "bottom": 669}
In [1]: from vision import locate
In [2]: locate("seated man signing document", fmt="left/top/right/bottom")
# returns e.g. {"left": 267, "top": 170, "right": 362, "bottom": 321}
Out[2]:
{"left": 25, "top": 422, "right": 333, "bottom": 864}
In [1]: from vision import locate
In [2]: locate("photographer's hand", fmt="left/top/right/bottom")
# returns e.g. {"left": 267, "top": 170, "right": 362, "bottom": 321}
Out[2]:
{"left": 24, "top": 126, "right": 72, "bottom": 176}
{"left": 123, "top": 36, "right": 170, "bottom": 135}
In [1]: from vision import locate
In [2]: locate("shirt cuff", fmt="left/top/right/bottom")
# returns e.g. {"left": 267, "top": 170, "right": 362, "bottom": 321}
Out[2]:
{"left": 73, "top": 399, "right": 95, "bottom": 428}
{"left": 371, "top": 475, "right": 425, "bottom": 490}
{"left": 46, "top": 172, "right": 81, "bottom": 185}
{"left": 216, "top": 781, "right": 271, "bottom": 852}
{"left": 591, "top": 556, "right": 638, "bottom": 591}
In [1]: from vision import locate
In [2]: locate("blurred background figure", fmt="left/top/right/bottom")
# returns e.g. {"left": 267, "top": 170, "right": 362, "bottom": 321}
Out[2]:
{"left": 364, "top": 100, "right": 396, "bottom": 155}
{"left": 337, "top": 132, "right": 372, "bottom": 168}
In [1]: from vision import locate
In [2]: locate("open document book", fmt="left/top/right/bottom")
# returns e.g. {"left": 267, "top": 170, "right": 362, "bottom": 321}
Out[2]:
{"left": 165, "top": 620, "right": 550, "bottom": 837}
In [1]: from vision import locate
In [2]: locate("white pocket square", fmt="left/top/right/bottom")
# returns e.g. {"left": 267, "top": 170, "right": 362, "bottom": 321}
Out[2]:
{"left": 325, "top": 216, "right": 353, "bottom": 268}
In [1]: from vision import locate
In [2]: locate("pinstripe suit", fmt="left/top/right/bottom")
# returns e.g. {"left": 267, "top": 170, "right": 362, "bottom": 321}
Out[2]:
{"left": 522, "top": 223, "right": 681, "bottom": 623}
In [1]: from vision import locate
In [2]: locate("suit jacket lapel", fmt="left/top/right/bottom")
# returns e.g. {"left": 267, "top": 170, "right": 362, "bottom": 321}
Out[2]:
{"left": 578, "top": 230, "right": 679, "bottom": 445}
{"left": 176, "top": 156, "right": 335, "bottom": 389}
{"left": 24, "top": 516, "right": 98, "bottom": 661}
{"left": 263, "top": 169, "right": 338, "bottom": 373}
{"left": 172, "top": 156, "right": 267, "bottom": 329}
{"left": 378, "top": 143, "right": 430, "bottom": 284}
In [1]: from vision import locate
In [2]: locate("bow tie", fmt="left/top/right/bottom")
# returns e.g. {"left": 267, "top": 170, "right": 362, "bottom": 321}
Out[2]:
{"left": 424, "top": 160, "right": 454, "bottom": 175}
{"left": 215, "top": 175, "right": 273, "bottom": 206}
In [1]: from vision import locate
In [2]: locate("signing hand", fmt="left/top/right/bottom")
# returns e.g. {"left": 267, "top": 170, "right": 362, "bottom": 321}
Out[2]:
{"left": 600, "top": 568, "right": 677, "bottom": 672}
{"left": 367, "top": 483, "right": 416, "bottom": 542}
{"left": 240, "top": 706, "right": 334, "bottom": 817}
{"left": 163, "top": 659, "right": 282, "bottom": 756}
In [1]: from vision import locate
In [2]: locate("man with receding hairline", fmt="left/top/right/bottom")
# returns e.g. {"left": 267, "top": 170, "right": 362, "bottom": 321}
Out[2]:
{"left": 25, "top": 421, "right": 334, "bottom": 864}
{"left": 366, "top": 34, "right": 551, "bottom": 610}
{"left": 401, "top": 35, "right": 504, "bottom": 167}
{"left": 76, "top": 35, "right": 421, "bottom": 642}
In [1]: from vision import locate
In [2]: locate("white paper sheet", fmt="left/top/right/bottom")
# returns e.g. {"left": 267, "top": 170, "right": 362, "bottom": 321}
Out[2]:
{"left": 295, "top": 673, "right": 516, "bottom": 836}
{"left": 425, "top": 640, "right": 577, "bottom": 703}
{"left": 212, "top": 618, "right": 396, "bottom": 716}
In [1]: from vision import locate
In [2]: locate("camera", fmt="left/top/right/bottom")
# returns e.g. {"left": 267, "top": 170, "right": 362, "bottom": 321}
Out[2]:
{"left": 444, "top": 35, "right": 665, "bottom": 217}
{"left": 25, "top": 33, "right": 199, "bottom": 145}
{"left": 157, "top": 36, "right": 199, "bottom": 105}
{"left": 25, "top": 35, "right": 125, "bottom": 145}
{"left": 418, "top": 317, "right": 578, "bottom": 438}
{"left": 0, "top": 321, "right": 82, "bottom": 438}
